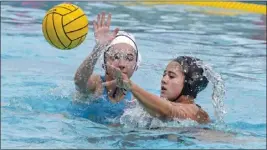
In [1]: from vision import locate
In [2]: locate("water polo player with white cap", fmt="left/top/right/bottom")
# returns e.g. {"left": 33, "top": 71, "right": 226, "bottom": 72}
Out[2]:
{"left": 72, "top": 12, "right": 141, "bottom": 124}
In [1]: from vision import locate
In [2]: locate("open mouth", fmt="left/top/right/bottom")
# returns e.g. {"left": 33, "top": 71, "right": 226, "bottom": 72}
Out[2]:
{"left": 161, "top": 86, "right": 167, "bottom": 91}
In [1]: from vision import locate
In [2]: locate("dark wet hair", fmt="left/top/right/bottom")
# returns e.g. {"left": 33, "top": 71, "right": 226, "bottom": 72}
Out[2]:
{"left": 173, "top": 56, "right": 209, "bottom": 99}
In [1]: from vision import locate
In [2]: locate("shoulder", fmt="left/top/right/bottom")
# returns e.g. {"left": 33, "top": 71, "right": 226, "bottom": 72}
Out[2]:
{"left": 88, "top": 74, "right": 105, "bottom": 94}
{"left": 88, "top": 74, "right": 103, "bottom": 90}
{"left": 89, "top": 74, "right": 102, "bottom": 82}
{"left": 87, "top": 74, "right": 102, "bottom": 88}
{"left": 78, "top": 74, "right": 106, "bottom": 99}
{"left": 169, "top": 103, "right": 208, "bottom": 122}
{"left": 176, "top": 103, "right": 210, "bottom": 124}
{"left": 77, "top": 74, "right": 102, "bottom": 95}
{"left": 167, "top": 103, "right": 192, "bottom": 119}
{"left": 195, "top": 105, "right": 210, "bottom": 124}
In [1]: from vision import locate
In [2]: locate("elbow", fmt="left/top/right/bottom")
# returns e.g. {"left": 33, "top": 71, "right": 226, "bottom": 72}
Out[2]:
{"left": 74, "top": 72, "right": 86, "bottom": 87}
{"left": 74, "top": 76, "right": 80, "bottom": 85}
{"left": 74, "top": 75, "right": 86, "bottom": 93}
{"left": 74, "top": 81, "right": 83, "bottom": 92}
{"left": 74, "top": 72, "right": 82, "bottom": 84}
{"left": 74, "top": 76, "right": 81, "bottom": 88}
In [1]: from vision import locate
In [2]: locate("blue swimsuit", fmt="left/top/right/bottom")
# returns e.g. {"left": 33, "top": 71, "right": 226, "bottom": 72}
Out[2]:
{"left": 67, "top": 76, "right": 133, "bottom": 124}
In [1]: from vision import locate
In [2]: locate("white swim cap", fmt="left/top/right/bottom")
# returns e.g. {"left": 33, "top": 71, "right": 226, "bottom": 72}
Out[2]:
{"left": 100, "top": 31, "right": 142, "bottom": 70}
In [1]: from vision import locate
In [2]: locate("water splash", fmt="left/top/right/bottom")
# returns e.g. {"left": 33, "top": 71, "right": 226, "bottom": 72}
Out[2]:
{"left": 197, "top": 61, "right": 227, "bottom": 126}
{"left": 120, "top": 100, "right": 199, "bottom": 129}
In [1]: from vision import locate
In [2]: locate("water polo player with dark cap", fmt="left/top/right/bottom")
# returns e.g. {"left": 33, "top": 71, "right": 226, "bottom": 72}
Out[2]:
{"left": 105, "top": 56, "right": 210, "bottom": 124}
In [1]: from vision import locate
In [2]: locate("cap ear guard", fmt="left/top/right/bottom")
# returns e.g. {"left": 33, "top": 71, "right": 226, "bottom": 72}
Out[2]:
{"left": 174, "top": 56, "right": 209, "bottom": 99}
{"left": 134, "top": 66, "right": 139, "bottom": 71}
{"left": 134, "top": 52, "right": 141, "bottom": 71}
{"left": 102, "top": 63, "right": 106, "bottom": 70}
{"left": 182, "top": 73, "right": 209, "bottom": 98}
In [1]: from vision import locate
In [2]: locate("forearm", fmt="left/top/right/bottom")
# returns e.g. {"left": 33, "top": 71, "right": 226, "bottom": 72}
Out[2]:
{"left": 130, "top": 82, "right": 171, "bottom": 117}
{"left": 74, "top": 43, "right": 106, "bottom": 91}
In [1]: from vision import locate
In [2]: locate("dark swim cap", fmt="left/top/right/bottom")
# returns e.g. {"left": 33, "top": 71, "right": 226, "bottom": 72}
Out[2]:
{"left": 173, "top": 56, "right": 209, "bottom": 99}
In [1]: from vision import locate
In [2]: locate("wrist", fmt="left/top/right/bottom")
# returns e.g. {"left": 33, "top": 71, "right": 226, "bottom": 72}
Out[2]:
{"left": 129, "top": 80, "right": 137, "bottom": 91}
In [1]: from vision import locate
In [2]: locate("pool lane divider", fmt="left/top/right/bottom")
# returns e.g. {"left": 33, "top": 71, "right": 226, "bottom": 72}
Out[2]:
{"left": 120, "top": 1, "right": 266, "bottom": 15}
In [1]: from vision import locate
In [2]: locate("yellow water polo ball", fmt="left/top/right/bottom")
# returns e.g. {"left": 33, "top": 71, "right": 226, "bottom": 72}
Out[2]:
{"left": 42, "top": 3, "right": 89, "bottom": 50}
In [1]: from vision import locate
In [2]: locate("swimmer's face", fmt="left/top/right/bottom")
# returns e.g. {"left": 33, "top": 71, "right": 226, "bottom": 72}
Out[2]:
{"left": 160, "top": 61, "right": 185, "bottom": 101}
{"left": 105, "top": 43, "right": 137, "bottom": 78}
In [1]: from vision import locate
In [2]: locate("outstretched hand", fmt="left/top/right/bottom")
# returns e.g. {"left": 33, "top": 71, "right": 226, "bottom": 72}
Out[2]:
{"left": 102, "top": 64, "right": 132, "bottom": 92}
{"left": 93, "top": 12, "right": 119, "bottom": 46}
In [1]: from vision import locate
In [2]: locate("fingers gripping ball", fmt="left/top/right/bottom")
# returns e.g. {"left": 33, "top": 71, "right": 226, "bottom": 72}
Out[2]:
{"left": 42, "top": 3, "right": 89, "bottom": 50}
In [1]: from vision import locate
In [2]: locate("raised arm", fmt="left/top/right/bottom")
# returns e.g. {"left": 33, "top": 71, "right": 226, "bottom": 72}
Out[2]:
{"left": 74, "top": 12, "right": 119, "bottom": 93}
{"left": 74, "top": 43, "right": 105, "bottom": 93}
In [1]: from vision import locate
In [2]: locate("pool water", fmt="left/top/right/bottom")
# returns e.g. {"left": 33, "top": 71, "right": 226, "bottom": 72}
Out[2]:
{"left": 1, "top": 2, "right": 266, "bottom": 149}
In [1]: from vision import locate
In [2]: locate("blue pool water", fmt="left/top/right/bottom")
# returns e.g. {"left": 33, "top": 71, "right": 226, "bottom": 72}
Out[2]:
{"left": 1, "top": 2, "right": 266, "bottom": 149}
